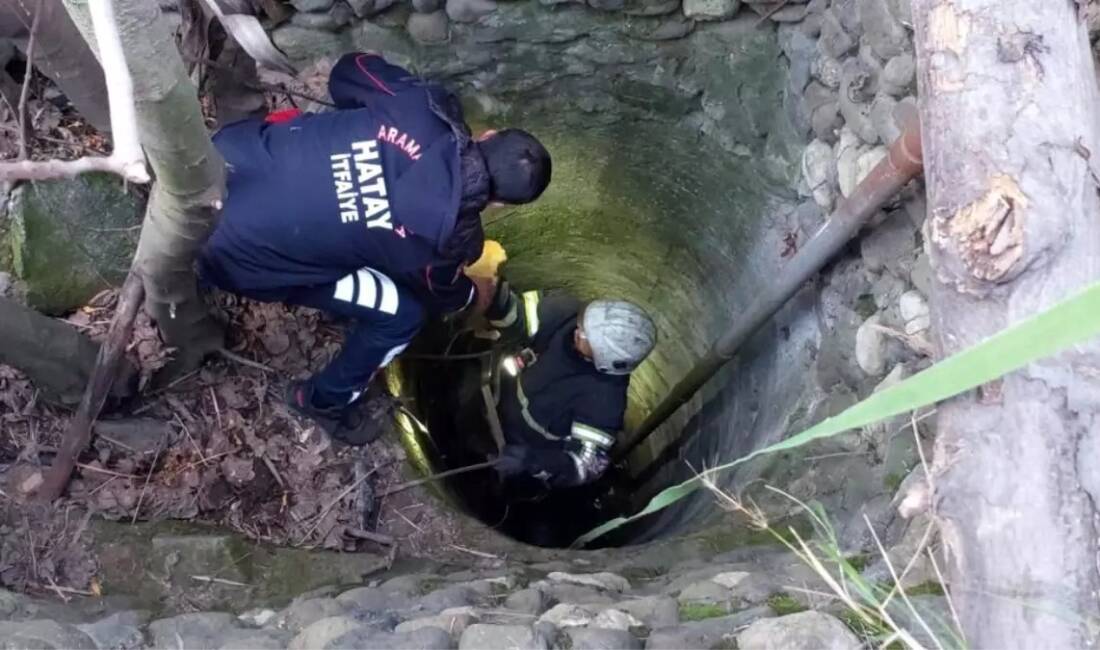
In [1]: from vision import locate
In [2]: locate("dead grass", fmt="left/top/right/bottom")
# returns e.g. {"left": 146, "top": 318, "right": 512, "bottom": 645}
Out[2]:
{"left": 697, "top": 412, "right": 967, "bottom": 649}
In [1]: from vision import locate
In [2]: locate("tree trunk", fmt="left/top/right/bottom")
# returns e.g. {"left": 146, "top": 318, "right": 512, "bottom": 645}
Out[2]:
{"left": 64, "top": 0, "right": 226, "bottom": 376}
{"left": 0, "top": 0, "right": 111, "bottom": 132}
{"left": 0, "top": 296, "right": 135, "bottom": 407}
{"left": 913, "top": 1, "right": 1100, "bottom": 647}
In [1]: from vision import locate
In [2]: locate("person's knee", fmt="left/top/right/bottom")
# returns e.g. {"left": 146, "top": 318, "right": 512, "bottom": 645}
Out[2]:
{"left": 389, "top": 298, "right": 425, "bottom": 340}
{"left": 363, "top": 291, "right": 424, "bottom": 342}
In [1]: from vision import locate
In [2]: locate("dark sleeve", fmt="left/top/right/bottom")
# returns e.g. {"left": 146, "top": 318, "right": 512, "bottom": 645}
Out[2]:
{"left": 212, "top": 118, "right": 270, "bottom": 176}
{"left": 328, "top": 52, "right": 421, "bottom": 109}
{"left": 511, "top": 386, "right": 622, "bottom": 488}
{"left": 532, "top": 293, "right": 583, "bottom": 350}
{"left": 574, "top": 382, "right": 627, "bottom": 435}
{"left": 416, "top": 264, "right": 477, "bottom": 316}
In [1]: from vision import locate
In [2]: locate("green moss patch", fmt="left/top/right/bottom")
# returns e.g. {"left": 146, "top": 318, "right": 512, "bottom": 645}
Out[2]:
{"left": 766, "top": 593, "right": 808, "bottom": 616}
{"left": 679, "top": 602, "right": 731, "bottom": 622}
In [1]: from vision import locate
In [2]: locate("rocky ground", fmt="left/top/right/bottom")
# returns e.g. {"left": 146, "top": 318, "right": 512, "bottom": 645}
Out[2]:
{"left": 0, "top": 543, "right": 955, "bottom": 650}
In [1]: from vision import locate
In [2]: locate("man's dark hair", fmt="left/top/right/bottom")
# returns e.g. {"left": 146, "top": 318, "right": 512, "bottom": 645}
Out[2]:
{"left": 479, "top": 129, "right": 552, "bottom": 204}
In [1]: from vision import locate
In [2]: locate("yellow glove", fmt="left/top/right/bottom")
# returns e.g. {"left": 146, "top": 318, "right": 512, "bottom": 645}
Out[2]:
{"left": 466, "top": 240, "right": 507, "bottom": 279}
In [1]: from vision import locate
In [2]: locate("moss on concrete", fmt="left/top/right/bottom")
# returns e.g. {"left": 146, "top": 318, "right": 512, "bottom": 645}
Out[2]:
{"left": 844, "top": 553, "right": 873, "bottom": 572}
{"left": 766, "top": 593, "right": 808, "bottom": 616}
{"left": 679, "top": 602, "right": 731, "bottom": 621}
{"left": 883, "top": 472, "right": 906, "bottom": 493}
{"left": 91, "top": 519, "right": 388, "bottom": 614}
{"left": 690, "top": 515, "right": 814, "bottom": 555}
{"left": 4, "top": 175, "right": 139, "bottom": 314}
{"left": 905, "top": 581, "right": 946, "bottom": 597}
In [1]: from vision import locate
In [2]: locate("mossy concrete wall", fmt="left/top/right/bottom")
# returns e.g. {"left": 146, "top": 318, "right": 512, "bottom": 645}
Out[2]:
{"left": 2, "top": 175, "right": 140, "bottom": 314}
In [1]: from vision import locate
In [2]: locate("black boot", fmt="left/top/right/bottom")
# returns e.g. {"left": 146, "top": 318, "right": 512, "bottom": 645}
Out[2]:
{"left": 285, "top": 381, "right": 390, "bottom": 446}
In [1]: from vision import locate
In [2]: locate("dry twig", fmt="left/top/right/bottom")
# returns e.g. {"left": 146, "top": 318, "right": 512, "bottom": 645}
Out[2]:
{"left": 182, "top": 449, "right": 237, "bottom": 472}
{"left": 448, "top": 544, "right": 499, "bottom": 560}
{"left": 17, "top": 0, "right": 41, "bottom": 159}
{"left": 31, "top": 582, "right": 94, "bottom": 597}
{"left": 218, "top": 348, "right": 275, "bottom": 373}
{"left": 25, "top": 516, "right": 38, "bottom": 580}
{"left": 394, "top": 508, "right": 425, "bottom": 534}
{"left": 379, "top": 460, "right": 499, "bottom": 497}
{"left": 753, "top": 0, "right": 791, "bottom": 26}
{"left": 261, "top": 454, "right": 285, "bottom": 490}
{"left": 76, "top": 463, "right": 141, "bottom": 480}
{"left": 297, "top": 465, "right": 380, "bottom": 544}
{"left": 130, "top": 435, "right": 166, "bottom": 524}
{"left": 346, "top": 527, "right": 394, "bottom": 546}
{"left": 191, "top": 575, "right": 250, "bottom": 587}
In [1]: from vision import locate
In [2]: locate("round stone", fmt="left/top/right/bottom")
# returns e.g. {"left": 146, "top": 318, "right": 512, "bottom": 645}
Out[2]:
{"left": 682, "top": 0, "right": 739, "bottom": 20}
{"left": 407, "top": 10, "right": 449, "bottom": 43}
{"left": 412, "top": 0, "right": 444, "bottom": 12}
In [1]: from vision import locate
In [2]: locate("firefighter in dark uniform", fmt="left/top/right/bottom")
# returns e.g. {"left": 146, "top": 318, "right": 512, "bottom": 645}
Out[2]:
{"left": 482, "top": 287, "right": 657, "bottom": 487}
{"left": 198, "top": 52, "right": 551, "bottom": 443}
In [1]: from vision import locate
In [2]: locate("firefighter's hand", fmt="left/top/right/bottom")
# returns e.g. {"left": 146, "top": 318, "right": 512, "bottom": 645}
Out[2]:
{"left": 469, "top": 274, "right": 498, "bottom": 317}
{"left": 494, "top": 445, "right": 529, "bottom": 478}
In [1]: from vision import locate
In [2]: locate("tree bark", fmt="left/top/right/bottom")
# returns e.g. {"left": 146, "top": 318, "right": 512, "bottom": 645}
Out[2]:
{"left": 0, "top": 0, "right": 111, "bottom": 132}
{"left": 914, "top": 1, "right": 1100, "bottom": 647}
{"left": 64, "top": 0, "right": 226, "bottom": 376}
{"left": 0, "top": 296, "right": 135, "bottom": 407}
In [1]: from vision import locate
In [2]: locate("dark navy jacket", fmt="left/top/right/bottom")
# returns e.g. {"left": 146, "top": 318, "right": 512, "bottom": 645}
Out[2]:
{"left": 199, "top": 53, "right": 478, "bottom": 314}
{"left": 498, "top": 293, "right": 627, "bottom": 486}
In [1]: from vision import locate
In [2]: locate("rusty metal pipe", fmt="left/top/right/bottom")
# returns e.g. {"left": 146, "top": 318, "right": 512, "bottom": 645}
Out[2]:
{"left": 615, "top": 111, "right": 923, "bottom": 463}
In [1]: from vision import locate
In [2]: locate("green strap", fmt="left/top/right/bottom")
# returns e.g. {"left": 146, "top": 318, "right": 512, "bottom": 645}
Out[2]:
{"left": 573, "top": 279, "right": 1100, "bottom": 547}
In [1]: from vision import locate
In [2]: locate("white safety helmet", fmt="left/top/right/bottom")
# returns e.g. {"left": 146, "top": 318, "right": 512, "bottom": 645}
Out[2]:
{"left": 582, "top": 300, "right": 657, "bottom": 375}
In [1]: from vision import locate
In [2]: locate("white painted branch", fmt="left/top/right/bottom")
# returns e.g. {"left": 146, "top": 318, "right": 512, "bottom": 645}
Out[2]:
{"left": 0, "top": 0, "right": 148, "bottom": 184}
{"left": 0, "top": 155, "right": 142, "bottom": 180}
{"left": 88, "top": 0, "right": 147, "bottom": 182}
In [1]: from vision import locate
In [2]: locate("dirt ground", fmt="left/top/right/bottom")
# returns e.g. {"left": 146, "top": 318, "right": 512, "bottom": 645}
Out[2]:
{"left": 0, "top": 289, "right": 485, "bottom": 601}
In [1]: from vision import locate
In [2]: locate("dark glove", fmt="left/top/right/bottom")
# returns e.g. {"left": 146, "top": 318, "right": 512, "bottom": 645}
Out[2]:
{"left": 485, "top": 279, "right": 517, "bottom": 326}
{"left": 494, "top": 445, "right": 529, "bottom": 478}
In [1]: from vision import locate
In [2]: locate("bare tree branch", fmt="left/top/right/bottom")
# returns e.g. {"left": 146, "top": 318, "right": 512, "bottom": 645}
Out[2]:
{"left": 0, "top": 0, "right": 148, "bottom": 183}
{"left": 16, "top": 0, "right": 40, "bottom": 159}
